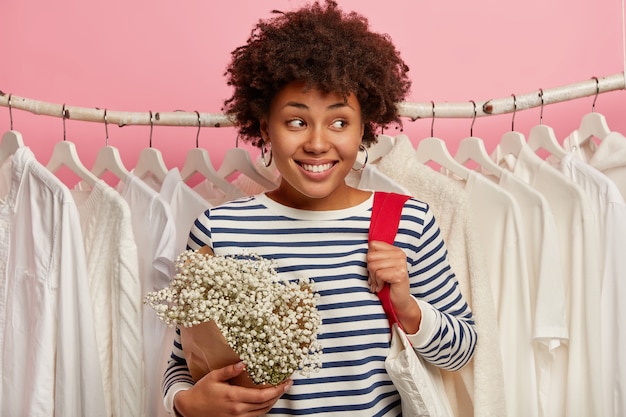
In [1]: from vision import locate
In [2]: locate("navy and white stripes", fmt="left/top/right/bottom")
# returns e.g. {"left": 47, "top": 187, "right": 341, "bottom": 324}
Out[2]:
{"left": 163, "top": 192, "right": 476, "bottom": 416}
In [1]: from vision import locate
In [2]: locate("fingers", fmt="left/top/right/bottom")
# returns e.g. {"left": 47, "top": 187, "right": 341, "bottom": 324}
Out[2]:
{"left": 192, "top": 365, "right": 291, "bottom": 417}
{"left": 367, "top": 241, "right": 408, "bottom": 293}
{"left": 211, "top": 362, "right": 293, "bottom": 401}
{"left": 211, "top": 361, "right": 246, "bottom": 382}
{"left": 234, "top": 379, "right": 293, "bottom": 416}
{"left": 176, "top": 363, "right": 292, "bottom": 417}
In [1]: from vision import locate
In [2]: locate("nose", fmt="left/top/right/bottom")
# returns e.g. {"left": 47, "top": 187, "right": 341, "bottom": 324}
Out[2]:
{"left": 302, "top": 126, "right": 330, "bottom": 154}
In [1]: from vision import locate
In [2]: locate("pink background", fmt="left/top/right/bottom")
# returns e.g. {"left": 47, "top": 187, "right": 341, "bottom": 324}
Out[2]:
{"left": 1, "top": 0, "right": 625, "bottom": 186}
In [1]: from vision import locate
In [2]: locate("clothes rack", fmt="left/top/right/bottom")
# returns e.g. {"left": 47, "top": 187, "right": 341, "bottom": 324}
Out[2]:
{"left": 0, "top": 72, "right": 624, "bottom": 127}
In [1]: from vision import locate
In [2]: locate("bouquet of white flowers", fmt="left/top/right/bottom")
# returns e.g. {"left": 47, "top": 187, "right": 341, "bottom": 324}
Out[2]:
{"left": 144, "top": 248, "right": 323, "bottom": 387}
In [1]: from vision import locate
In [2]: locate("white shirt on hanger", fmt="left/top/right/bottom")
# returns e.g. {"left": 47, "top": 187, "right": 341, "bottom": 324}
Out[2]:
{"left": 549, "top": 150, "right": 626, "bottom": 417}
{"left": 72, "top": 179, "right": 143, "bottom": 417}
{"left": 159, "top": 168, "right": 212, "bottom": 255}
{"left": 566, "top": 131, "right": 626, "bottom": 200}
{"left": 483, "top": 168, "right": 568, "bottom": 417}
{"left": 0, "top": 147, "right": 107, "bottom": 417}
{"left": 449, "top": 170, "right": 538, "bottom": 417}
{"left": 116, "top": 172, "right": 178, "bottom": 417}
{"left": 155, "top": 168, "right": 212, "bottom": 417}
{"left": 495, "top": 144, "right": 603, "bottom": 417}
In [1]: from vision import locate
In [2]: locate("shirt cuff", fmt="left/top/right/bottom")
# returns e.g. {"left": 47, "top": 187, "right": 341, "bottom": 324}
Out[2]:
{"left": 405, "top": 298, "right": 440, "bottom": 348}
{"left": 163, "top": 382, "right": 194, "bottom": 416}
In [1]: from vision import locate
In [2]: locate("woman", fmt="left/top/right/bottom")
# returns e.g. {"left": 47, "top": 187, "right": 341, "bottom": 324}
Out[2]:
{"left": 163, "top": 1, "right": 477, "bottom": 416}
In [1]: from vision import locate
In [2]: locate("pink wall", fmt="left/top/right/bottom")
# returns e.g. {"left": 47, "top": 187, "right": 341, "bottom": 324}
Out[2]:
{"left": 2, "top": 0, "right": 625, "bottom": 186}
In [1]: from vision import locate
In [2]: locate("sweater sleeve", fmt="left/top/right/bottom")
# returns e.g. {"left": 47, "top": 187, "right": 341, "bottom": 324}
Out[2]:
{"left": 161, "top": 327, "right": 194, "bottom": 415}
{"left": 402, "top": 201, "right": 477, "bottom": 371}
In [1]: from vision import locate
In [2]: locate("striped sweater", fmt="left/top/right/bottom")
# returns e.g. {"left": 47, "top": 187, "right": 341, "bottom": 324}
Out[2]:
{"left": 163, "top": 192, "right": 477, "bottom": 416}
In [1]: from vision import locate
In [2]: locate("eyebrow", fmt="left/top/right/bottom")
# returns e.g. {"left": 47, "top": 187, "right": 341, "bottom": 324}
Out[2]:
{"left": 283, "top": 101, "right": 354, "bottom": 111}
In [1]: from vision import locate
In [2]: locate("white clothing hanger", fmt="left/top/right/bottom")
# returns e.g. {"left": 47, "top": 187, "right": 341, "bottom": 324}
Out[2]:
{"left": 0, "top": 96, "right": 25, "bottom": 165}
{"left": 181, "top": 148, "right": 246, "bottom": 196}
{"left": 571, "top": 77, "right": 611, "bottom": 146}
{"left": 46, "top": 105, "right": 98, "bottom": 187}
{"left": 574, "top": 112, "right": 610, "bottom": 145}
{"left": 92, "top": 145, "right": 129, "bottom": 181}
{"left": 367, "top": 134, "right": 395, "bottom": 164}
{"left": 453, "top": 101, "right": 501, "bottom": 178}
{"left": 527, "top": 124, "right": 567, "bottom": 160}
{"left": 499, "top": 131, "right": 526, "bottom": 157}
{"left": 133, "top": 111, "right": 168, "bottom": 182}
{"left": 91, "top": 110, "right": 129, "bottom": 181}
{"left": 134, "top": 148, "right": 168, "bottom": 181}
{"left": 416, "top": 137, "right": 470, "bottom": 180}
{"left": 526, "top": 90, "right": 567, "bottom": 160}
{"left": 47, "top": 141, "right": 98, "bottom": 187}
{"left": 416, "top": 102, "right": 470, "bottom": 180}
{"left": 455, "top": 136, "right": 502, "bottom": 179}
{"left": 498, "top": 95, "right": 527, "bottom": 158}
{"left": 180, "top": 112, "right": 246, "bottom": 197}
{"left": 217, "top": 138, "right": 278, "bottom": 190}
{"left": 0, "top": 130, "right": 24, "bottom": 165}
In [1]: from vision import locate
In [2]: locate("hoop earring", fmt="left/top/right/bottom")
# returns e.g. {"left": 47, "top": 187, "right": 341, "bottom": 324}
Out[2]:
{"left": 352, "top": 144, "right": 368, "bottom": 171}
{"left": 261, "top": 141, "right": 273, "bottom": 167}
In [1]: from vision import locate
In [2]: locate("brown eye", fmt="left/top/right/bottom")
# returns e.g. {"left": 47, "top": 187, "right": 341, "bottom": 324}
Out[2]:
{"left": 331, "top": 120, "right": 347, "bottom": 129}
{"left": 287, "top": 119, "right": 305, "bottom": 128}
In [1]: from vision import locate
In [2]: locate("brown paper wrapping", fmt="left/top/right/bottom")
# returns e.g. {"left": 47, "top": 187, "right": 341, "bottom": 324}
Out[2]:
{"left": 179, "top": 320, "right": 267, "bottom": 388}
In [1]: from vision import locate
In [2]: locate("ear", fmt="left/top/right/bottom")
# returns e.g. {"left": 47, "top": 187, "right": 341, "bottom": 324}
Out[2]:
{"left": 260, "top": 119, "right": 270, "bottom": 144}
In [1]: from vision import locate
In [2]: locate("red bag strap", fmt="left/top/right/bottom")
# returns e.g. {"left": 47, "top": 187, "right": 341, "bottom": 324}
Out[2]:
{"left": 369, "top": 192, "right": 411, "bottom": 328}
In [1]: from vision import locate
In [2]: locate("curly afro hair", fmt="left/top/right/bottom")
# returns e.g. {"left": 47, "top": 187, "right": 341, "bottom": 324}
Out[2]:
{"left": 222, "top": 0, "right": 411, "bottom": 148}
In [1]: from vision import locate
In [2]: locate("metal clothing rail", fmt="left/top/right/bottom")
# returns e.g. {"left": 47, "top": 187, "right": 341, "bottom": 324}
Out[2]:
{"left": 0, "top": 72, "right": 624, "bottom": 128}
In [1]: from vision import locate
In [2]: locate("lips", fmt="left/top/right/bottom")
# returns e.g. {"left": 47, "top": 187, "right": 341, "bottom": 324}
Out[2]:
{"left": 300, "top": 162, "right": 335, "bottom": 173}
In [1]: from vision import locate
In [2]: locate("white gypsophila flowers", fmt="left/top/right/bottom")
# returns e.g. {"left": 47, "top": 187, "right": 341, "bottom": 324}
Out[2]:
{"left": 144, "top": 249, "right": 323, "bottom": 385}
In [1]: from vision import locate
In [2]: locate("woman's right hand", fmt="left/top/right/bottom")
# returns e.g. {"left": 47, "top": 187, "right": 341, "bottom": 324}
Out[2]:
{"left": 173, "top": 362, "right": 293, "bottom": 417}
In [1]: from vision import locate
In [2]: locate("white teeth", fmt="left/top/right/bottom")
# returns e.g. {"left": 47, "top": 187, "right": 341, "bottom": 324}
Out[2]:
{"left": 302, "top": 163, "right": 333, "bottom": 173}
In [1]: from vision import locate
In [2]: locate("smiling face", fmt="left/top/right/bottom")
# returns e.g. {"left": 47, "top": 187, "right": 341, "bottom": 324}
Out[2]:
{"left": 261, "top": 81, "right": 368, "bottom": 211}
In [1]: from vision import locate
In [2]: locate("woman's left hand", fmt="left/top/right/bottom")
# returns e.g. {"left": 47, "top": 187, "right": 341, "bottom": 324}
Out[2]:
{"left": 367, "top": 240, "right": 421, "bottom": 333}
